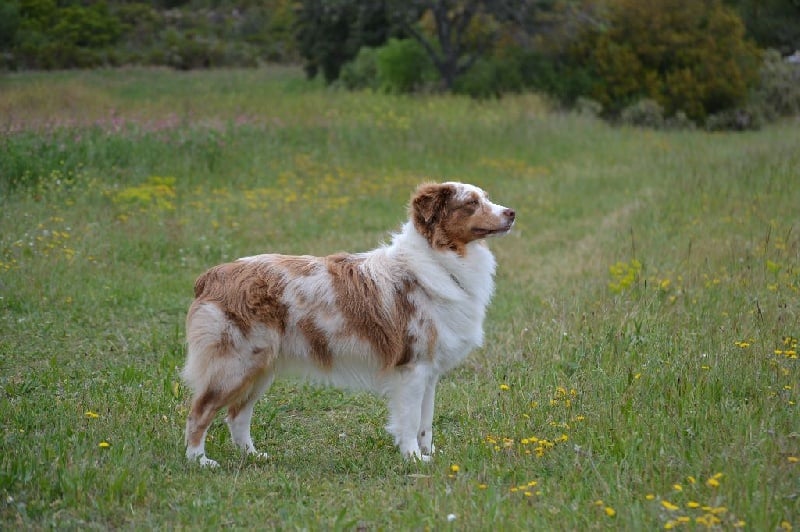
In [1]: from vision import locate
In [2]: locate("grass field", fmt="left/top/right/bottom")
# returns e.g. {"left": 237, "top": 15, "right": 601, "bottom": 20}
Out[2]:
{"left": 1, "top": 67, "right": 798, "bottom": 529}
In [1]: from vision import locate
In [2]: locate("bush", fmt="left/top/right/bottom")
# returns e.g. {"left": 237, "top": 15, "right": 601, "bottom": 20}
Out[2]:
{"left": 572, "top": 0, "right": 761, "bottom": 123}
{"left": 452, "top": 52, "right": 525, "bottom": 99}
{"left": 375, "top": 38, "right": 435, "bottom": 93}
{"left": 620, "top": 99, "right": 664, "bottom": 128}
{"left": 705, "top": 107, "right": 764, "bottom": 131}
{"left": 750, "top": 49, "right": 800, "bottom": 120}
{"left": 339, "top": 46, "right": 379, "bottom": 90}
{"left": 2, "top": 0, "right": 299, "bottom": 70}
{"left": 663, "top": 111, "right": 696, "bottom": 130}
{"left": 575, "top": 97, "right": 603, "bottom": 118}
{"left": 163, "top": 30, "right": 228, "bottom": 70}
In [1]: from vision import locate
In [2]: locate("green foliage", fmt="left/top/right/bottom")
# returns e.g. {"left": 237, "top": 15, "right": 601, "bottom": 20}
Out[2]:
{"left": 452, "top": 52, "right": 524, "bottom": 99}
{"left": 0, "top": 0, "right": 20, "bottom": 49}
{"left": 339, "top": 46, "right": 380, "bottom": 90}
{"left": 162, "top": 30, "right": 228, "bottom": 70}
{"left": 619, "top": 99, "right": 664, "bottom": 129}
{"left": 518, "top": 51, "right": 597, "bottom": 107}
{"left": 704, "top": 107, "right": 764, "bottom": 131}
{"left": 574, "top": 96, "right": 603, "bottom": 118}
{"left": 750, "top": 49, "right": 800, "bottom": 120}
{"left": 375, "top": 38, "right": 435, "bottom": 93}
{"left": 9, "top": 0, "right": 121, "bottom": 68}
{"left": 1, "top": 0, "right": 298, "bottom": 70}
{"left": 573, "top": 0, "right": 761, "bottom": 123}
{"left": 295, "top": 0, "right": 397, "bottom": 82}
{"left": 728, "top": 0, "right": 800, "bottom": 55}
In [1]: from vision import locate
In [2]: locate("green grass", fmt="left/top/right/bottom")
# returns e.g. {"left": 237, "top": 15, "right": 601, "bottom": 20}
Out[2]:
{"left": 1, "top": 67, "right": 798, "bottom": 529}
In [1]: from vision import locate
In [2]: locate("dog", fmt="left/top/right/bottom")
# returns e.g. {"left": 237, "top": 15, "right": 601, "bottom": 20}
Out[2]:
{"left": 182, "top": 182, "right": 515, "bottom": 466}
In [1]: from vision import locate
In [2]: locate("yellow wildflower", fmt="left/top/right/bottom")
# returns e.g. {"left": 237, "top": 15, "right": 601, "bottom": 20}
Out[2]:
{"left": 661, "top": 500, "right": 679, "bottom": 511}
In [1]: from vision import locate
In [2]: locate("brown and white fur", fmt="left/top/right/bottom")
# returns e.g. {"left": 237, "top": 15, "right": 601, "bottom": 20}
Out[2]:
{"left": 182, "top": 182, "right": 515, "bottom": 466}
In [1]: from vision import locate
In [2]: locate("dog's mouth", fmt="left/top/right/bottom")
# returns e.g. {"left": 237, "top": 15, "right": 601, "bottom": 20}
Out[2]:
{"left": 472, "top": 224, "right": 513, "bottom": 237}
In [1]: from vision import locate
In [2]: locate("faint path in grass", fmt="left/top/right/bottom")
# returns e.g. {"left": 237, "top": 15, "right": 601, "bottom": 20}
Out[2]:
{"left": 498, "top": 182, "right": 655, "bottom": 297}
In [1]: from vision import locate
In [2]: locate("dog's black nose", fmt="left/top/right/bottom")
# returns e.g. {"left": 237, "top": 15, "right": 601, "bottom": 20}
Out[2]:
{"left": 504, "top": 208, "right": 515, "bottom": 220}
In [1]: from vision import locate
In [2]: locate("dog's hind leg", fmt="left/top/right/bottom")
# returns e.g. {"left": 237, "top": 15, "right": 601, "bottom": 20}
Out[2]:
{"left": 185, "top": 388, "right": 226, "bottom": 468}
{"left": 225, "top": 371, "right": 274, "bottom": 459}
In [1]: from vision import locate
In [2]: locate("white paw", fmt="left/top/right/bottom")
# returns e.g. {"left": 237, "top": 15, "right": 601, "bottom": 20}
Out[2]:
{"left": 197, "top": 455, "right": 219, "bottom": 468}
{"left": 404, "top": 448, "right": 432, "bottom": 463}
{"left": 420, "top": 443, "right": 436, "bottom": 456}
{"left": 248, "top": 450, "right": 269, "bottom": 460}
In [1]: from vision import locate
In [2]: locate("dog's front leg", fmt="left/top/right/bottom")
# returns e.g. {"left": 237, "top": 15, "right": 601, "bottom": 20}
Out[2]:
{"left": 417, "top": 375, "right": 438, "bottom": 457}
{"left": 385, "top": 366, "right": 430, "bottom": 461}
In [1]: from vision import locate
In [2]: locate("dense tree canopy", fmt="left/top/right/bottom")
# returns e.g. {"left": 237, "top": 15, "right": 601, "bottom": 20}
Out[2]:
{"left": 574, "top": 0, "right": 762, "bottom": 121}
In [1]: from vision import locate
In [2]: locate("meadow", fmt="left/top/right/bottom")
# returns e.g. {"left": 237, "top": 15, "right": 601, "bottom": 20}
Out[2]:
{"left": 0, "top": 67, "right": 798, "bottom": 529}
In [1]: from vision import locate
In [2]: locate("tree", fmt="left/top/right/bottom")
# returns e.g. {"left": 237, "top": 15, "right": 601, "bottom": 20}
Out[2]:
{"left": 389, "top": 0, "right": 536, "bottom": 90}
{"left": 573, "top": 0, "right": 761, "bottom": 122}
{"left": 725, "top": 0, "right": 800, "bottom": 55}
{"left": 295, "top": 0, "right": 400, "bottom": 82}
{"left": 294, "top": 0, "right": 539, "bottom": 90}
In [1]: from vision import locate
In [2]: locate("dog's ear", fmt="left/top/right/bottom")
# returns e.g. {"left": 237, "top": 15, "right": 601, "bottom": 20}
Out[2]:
{"left": 411, "top": 183, "right": 453, "bottom": 229}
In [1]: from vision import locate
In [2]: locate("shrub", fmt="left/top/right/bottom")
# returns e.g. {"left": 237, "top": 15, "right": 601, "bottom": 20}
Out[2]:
{"left": 453, "top": 55, "right": 524, "bottom": 99}
{"left": 339, "top": 46, "right": 380, "bottom": 90}
{"left": 620, "top": 99, "right": 664, "bottom": 128}
{"left": 572, "top": 0, "right": 761, "bottom": 124}
{"left": 705, "top": 107, "right": 764, "bottom": 131}
{"left": 663, "top": 111, "right": 696, "bottom": 130}
{"left": 575, "top": 97, "right": 603, "bottom": 118}
{"left": 163, "top": 30, "right": 225, "bottom": 70}
{"left": 750, "top": 49, "right": 800, "bottom": 120}
{"left": 375, "top": 38, "right": 435, "bottom": 93}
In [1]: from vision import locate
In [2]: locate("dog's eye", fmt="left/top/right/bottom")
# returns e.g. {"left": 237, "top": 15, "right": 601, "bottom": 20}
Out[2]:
{"left": 466, "top": 199, "right": 479, "bottom": 207}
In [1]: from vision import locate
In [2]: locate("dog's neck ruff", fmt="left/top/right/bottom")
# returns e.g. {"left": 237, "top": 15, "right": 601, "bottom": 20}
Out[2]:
{"left": 388, "top": 221, "right": 497, "bottom": 304}
{"left": 448, "top": 272, "right": 466, "bottom": 293}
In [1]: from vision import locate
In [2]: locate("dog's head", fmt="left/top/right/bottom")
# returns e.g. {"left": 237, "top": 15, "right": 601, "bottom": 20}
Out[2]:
{"left": 410, "top": 182, "right": 515, "bottom": 255}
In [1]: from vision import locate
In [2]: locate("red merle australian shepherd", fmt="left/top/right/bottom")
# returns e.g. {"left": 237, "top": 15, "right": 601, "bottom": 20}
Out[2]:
{"left": 182, "top": 182, "right": 515, "bottom": 466}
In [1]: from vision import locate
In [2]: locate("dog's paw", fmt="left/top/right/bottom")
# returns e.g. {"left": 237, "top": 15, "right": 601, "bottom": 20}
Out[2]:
{"left": 248, "top": 450, "right": 269, "bottom": 461}
{"left": 197, "top": 455, "right": 219, "bottom": 468}
{"left": 420, "top": 443, "right": 436, "bottom": 456}
{"left": 404, "top": 448, "right": 432, "bottom": 463}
